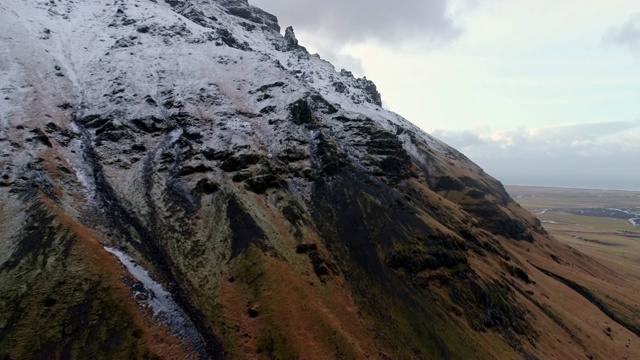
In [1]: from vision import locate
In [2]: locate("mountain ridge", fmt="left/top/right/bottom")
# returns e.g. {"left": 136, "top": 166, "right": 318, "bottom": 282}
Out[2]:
{"left": 1, "top": 0, "right": 639, "bottom": 359}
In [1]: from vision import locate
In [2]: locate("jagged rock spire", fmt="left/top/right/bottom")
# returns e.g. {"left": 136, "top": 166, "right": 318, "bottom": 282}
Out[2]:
{"left": 284, "top": 26, "right": 298, "bottom": 50}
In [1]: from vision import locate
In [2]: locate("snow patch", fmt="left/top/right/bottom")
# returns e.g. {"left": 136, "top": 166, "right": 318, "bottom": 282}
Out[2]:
{"left": 104, "top": 246, "right": 208, "bottom": 357}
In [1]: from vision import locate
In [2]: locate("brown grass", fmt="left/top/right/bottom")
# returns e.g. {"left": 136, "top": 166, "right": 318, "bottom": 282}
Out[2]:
{"left": 39, "top": 193, "right": 189, "bottom": 358}
{"left": 219, "top": 243, "right": 386, "bottom": 359}
{"left": 504, "top": 186, "right": 640, "bottom": 359}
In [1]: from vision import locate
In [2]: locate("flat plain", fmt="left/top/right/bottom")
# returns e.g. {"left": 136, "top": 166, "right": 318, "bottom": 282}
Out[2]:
{"left": 506, "top": 185, "right": 640, "bottom": 286}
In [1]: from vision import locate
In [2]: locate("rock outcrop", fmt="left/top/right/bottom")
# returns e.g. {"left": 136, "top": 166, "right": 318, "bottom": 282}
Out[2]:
{"left": 1, "top": 0, "right": 638, "bottom": 359}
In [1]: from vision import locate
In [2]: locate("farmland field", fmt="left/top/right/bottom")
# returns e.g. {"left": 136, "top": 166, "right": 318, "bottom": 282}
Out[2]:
{"left": 506, "top": 185, "right": 640, "bottom": 276}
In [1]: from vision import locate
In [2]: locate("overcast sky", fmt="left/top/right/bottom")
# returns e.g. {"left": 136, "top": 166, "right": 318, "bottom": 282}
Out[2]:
{"left": 251, "top": 0, "right": 640, "bottom": 190}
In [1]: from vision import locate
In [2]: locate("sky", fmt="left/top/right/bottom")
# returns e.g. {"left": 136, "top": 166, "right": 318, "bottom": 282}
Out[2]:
{"left": 251, "top": 0, "right": 640, "bottom": 190}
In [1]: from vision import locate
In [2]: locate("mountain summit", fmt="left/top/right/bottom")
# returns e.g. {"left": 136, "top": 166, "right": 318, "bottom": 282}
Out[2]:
{"left": 1, "top": 0, "right": 638, "bottom": 359}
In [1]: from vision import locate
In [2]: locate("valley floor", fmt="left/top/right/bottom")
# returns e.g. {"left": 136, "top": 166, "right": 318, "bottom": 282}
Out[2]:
{"left": 506, "top": 186, "right": 640, "bottom": 269}
{"left": 507, "top": 185, "right": 640, "bottom": 355}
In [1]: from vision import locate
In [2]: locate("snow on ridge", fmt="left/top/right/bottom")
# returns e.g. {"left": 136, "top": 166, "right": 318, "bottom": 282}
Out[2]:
{"left": 0, "top": 0, "right": 471, "bottom": 169}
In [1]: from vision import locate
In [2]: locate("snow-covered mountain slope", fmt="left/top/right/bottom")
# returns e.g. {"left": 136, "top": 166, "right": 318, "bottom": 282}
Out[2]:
{"left": 1, "top": 1, "right": 639, "bottom": 359}
{"left": 1, "top": 0, "right": 471, "bottom": 180}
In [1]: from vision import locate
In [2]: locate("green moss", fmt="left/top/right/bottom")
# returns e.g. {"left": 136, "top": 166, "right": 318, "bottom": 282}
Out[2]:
{"left": 256, "top": 325, "right": 297, "bottom": 360}
{"left": 355, "top": 276, "right": 482, "bottom": 360}
{"left": 230, "top": 248, "right": 299, "bottom": 358}
{"left": 0, "top": 205, "right": 149, "bottom": 359}
{"left": 233, "top": 246, "right": 266, "bottom": 299}
{"left": 0, "top": 258, "right": 148, "bottom": 359}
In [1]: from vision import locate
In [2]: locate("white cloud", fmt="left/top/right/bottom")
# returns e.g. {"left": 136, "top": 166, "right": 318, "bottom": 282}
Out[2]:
{"left": 433, "top": 120, "right": 640, "bottom": 189}
{"left": 250, "top": 0, "right": 468, "bottom": 47}
{"left": 250, "top": 0, "right": 479, "bottom": 76}
{"left": 605, "top": 14, "right": 640, "bottom": 51}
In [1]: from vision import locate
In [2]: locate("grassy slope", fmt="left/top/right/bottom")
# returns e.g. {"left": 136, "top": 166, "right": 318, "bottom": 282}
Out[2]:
{"left": 506, "top": 186, "right": 640, "bottom": 358}
{"left": 0, "top": 194, "right": 190, "bottom": 359}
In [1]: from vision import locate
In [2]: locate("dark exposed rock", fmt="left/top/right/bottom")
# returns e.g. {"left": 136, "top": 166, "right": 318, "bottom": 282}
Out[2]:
{"left": 44, "top": 297, "right": 57, "bottom": 307}
{"left": 219, "top": 0, "right": 280, "bottom": 32}
{"left": 316, "top": 133, "right": 349, "bottom": 175}
{"left": 239, "top": 22, "right": 255, "bottom": 31}
{"left": 506, "top": 264, "right": 531, "bottom": 284}
{"left": 277, "top": 148, "right": 309, "bottom": 162}
{"left": 131, "top": 144, "right": 146, "bottom": 152}
{"left": 283, "top": 26, "right": 306, "bottom": 52}
{"left": 466, "top": 189, "right": 486, "bottom": 199}
{"left": 288, "top": 98, "right": 313, "bottom": 126}
{"left": 377, "top": 156, "right": 415, "bottom": 180}
{"left": 232, "top": 170, "right": 252, "bottom": 182}
{"left": 219, "top": 154, "right": 261, "bottom": 172}
{"left": 309, "top": 94, "right": 338, "bottom": 114}
{"left": 192, "top": 178, "right": 219, "bottom": 195}
{"left": 253, "top": 81, "right": 285, "bottom": 93}
{"left": 463, "top": 200, "right": 534, "bottom": 242}
{"left": 44, "top": 122, "right": 61, "bottom": 133}
{"left": 130, "top": 116, "right": 169, "bottom": 133}
{"left": 434, "top": 176, "right": 465, "bottom": 192}
{"left": 183, "top": 128, "right": 203, "bottom": 141}
{"left": 333, "top": 82, "right": 347, "bottom": 94}
{"left": 214, "top": 28, "right": 251, "bottom": 51}
{"left": 27, "top": 128, "right": 52, "bottom": 147}
{"left": 113, "top": 37, "right": 135, "bottom": 48}
{"left": 245, "top": 173, "right": 279, "bottom": 194}
{"left": 169, "top": 112, "right": 193, "bottom": 125}
{"left": 298, "top": 168, "right": 315, "bottom": 181}
{"left": 308, "top": 251, "right": 331, "bottom": 278}
{"left": 182, "top": 7, "right": 214, "bottom": 28}
{"left": 295, "top": 243, "right": 317, "bottom": 254}
{"left": 282, "top": 201, "right": 306, "bottom": 226}
{"left": 226, "top": 196, "right": 268, "bottom": 258}
{"left": 248, "top": 308, "right": 259, "bottom": 318}
{"left": 259, "top": 105, "right": 276, "bottom": 114}
{"left": 461, "top": 176, "right": 510, "bottom": 206}
{"left": 179, "top": 164, "right": 213, "bottom": 176}
{"left": 354, "top": 77, "right": 382, "bottom": 107}
{"left": 96, "top": 125, "right": 131, "bottom": 143}
{"left": 77, "top": 114, "right": 110, "bottom": 129}
{"left": 202, "top": 149, "right": 232, "bottom": 161}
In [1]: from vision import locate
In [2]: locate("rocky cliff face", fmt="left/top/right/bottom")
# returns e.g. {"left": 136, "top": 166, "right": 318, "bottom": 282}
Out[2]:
{"left": 1, "top": 1, "right": 638, "bottom": 359}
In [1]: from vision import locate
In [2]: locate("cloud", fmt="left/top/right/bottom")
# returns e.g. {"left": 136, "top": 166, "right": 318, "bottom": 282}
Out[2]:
{"left": 433, "top": 120, "right": 640, "bottom": 190}
{"left": 436, "top": 120, "right": 640, "bottom": 158}
{"left": 604, "top": 14, "right": 640, "bottom": 51}
{"left": 250, "top": 0, "right": 468, "bottom": 47}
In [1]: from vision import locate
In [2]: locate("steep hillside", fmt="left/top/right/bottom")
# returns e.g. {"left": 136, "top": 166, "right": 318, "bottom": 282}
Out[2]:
{"left": 0, "top": 0, "right": 638, "bottom": 358}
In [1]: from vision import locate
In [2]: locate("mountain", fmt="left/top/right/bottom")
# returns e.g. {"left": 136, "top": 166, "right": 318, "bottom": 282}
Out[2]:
{"left": 1, "top": 0, "right": 638, "bottom": 359}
